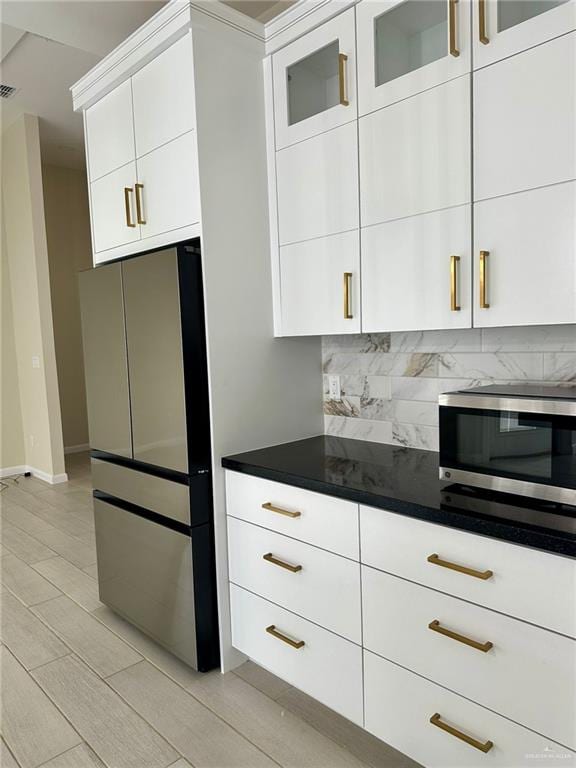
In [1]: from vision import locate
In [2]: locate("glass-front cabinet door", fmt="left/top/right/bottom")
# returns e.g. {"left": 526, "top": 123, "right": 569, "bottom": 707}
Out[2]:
{"left": 473, "top": 0, "right": 575, "bottom": 68}
{"left": 272, "top": 8, "right": 356, "bottom": 149}
{"left": 356, "top": 0, "right": 471, "bottom": 115}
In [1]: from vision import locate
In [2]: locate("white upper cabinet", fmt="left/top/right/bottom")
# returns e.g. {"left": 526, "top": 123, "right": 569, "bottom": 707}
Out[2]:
{"left": 90, "top": 162, "right": 141, "bottom": 260}
{"left": 473, "top": 0, "right": 576, "bottom": 68}
{"left": 362, "top": 205, "right": 472, "bottom": 332}
{"left": 359, "top": 74, "right": 470, "bottom": 226}
{"left": 473, "top": 181, "right": 576, "bottom": 328}
{"left": 132, "top": 33, "right": 196, "bottom": 158}
{"left": 85, "top": 79, "right": 135, "bottom": 182}
{"left": 474, "top": 32, "right": 576, "bottom": 200}
{"left": 272, "top": 8, "right": 357, "bottom": 149}
{"left": 357, "top": 0, "right": 471, "bottom": 116}
{"left": 276, "top": 120, "right": 359, "bottom": 245}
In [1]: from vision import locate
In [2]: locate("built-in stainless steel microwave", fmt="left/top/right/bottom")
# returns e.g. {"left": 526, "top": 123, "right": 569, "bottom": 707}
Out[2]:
{"left": 439, "top": 385, "right": 576, "bottom": 506}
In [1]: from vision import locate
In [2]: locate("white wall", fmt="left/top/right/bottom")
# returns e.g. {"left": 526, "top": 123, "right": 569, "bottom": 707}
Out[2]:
{"left": 1, "top": 114, "right": 66, "bottom": 482}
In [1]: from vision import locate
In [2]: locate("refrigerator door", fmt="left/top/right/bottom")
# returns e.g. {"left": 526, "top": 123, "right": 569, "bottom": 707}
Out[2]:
{"left": 122, "top": 249, "right": 188, "bottom": 473}
{"left": 79, "top": 263, "right": 132, "bottom": 457}
{"left": 94, "top": 497, "right": 198, "bottom": 668}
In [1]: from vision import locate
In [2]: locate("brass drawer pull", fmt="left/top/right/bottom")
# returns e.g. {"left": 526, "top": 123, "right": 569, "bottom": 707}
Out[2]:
{"left": 263, "top": 552, "right": 302, "bottom": 573}
{"left": 266, "top": 624, "right": 305, "bottom": 649}
{"left": 479, "top": 250, "right": 490, "bottom": 309}
{"left": 124, "top": 187, "right": 136, "bottom": 228}
{"left": 135, "top": 183, "right": 146, "bottom": 224}
{"left": 428, "top": 620, "right": 493, "bottom": 653}
{"left": 427, "top": 553, "right": 493, "bottom": 581}
{"left": 478, "top": 0, "right": 489, "bottom": 45}
{"left": 449, "top": 0, "right": 460, "bottom": 57}
{"left": 344, "top": 272, "right": 353, "bottom": 319}
{"left": 450, "top": 255, "right": 461, "bottom": 311}
{"left": 430, "top": 713, "right": 493, "bottom": 753}
{"left": 338, "top": 53, "right": 349, "bottom": 106}
{"left": 262, "top": 502, "right": 301, "bottom": 519}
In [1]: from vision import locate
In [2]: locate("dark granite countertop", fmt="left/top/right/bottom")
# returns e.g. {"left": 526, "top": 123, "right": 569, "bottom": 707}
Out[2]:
{"left": 222, "top": 435, "right": 576, "bottom": 558}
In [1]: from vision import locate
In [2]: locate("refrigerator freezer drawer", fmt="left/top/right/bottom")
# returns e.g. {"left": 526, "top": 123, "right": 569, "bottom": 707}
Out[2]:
{"left": 94, "top": 498, "right": 197, "bottom": 668}
{"left": 92, "top": 458, "right": 190, "bottom": 525}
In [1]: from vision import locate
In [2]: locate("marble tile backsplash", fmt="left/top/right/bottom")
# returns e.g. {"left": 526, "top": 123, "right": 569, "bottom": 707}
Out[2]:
{"left": 322, "top": 326, "right": 576, "bottom": 452}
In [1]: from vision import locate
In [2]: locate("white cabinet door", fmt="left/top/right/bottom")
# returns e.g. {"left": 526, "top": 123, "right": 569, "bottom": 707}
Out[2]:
{"left": 473, "top": 0, "right": 576, "bottom": 69}
{"left": 359, "top": 75, "right": 470, "bottom": 226}
{"left": 272, "top": 8, "right": 357, "bottom": 149}
{"left": 356, "top": 0, "right": 471, "bottom": 116}
{"left": 474, "top": 182, "right": 576, "bottom": 328}
{"left": 132, "top": 33, "right": 196, "bottom": 158}
{"left": 90, "top": 162, "right": 140, "bottom": 257}
{"left": 280, "top": 231, "right": 361, "bottom": 336}
{"left": 136, "top": 131, "right": 201, "bottom": 241}
{"left": 85, "top": 80, "right": 135, "bottom": 182}
{"left": 475, "top": 32, "right": 576, "bottom": 201}
{"left": 276, "top": 121, "right": 359, "bottom": 246}
{"left": 362, "top": 205, "right": 472, "bottom": 332}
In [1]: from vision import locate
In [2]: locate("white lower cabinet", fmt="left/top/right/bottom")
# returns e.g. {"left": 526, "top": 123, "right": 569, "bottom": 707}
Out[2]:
{"left": 230, "top": 584, "right": 363, "bottom": 725}
{"left": 364, "top": 651, "right": 574, "bottom": 768}
{"left": 474, "top": 181, "right": 576, "bottom": 328}
{"left": 280, "top": 231, "right": 360, "bottom": 335}
{"left": 361, "top": 206, "right": 472, "bottom": 332}
{"left": 136, "top": 131, "right": 201, "bottom": 241}
{"left": 90, "top": 162, "right": 140, "bottom": 258}
{"left": 362, "top": 566, "right": 576, "bottom": 749}
{"left": 276, "top": 121, "right": 359, "bottom": 246}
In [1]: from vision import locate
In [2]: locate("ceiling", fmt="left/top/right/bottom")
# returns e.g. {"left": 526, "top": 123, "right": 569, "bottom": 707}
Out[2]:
{"left": 0, "top": 0, "right": 293, "bottom": 169}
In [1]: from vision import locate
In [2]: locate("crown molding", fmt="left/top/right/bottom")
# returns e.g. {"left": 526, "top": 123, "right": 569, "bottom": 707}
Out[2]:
{"left": 263, "top": 0, "right": 356, "bottom": 54}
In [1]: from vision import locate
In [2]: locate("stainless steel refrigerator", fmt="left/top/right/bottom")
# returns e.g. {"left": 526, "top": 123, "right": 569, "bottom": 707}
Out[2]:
{"left": 79, "top": 241, "right": 219, "bottom": 671}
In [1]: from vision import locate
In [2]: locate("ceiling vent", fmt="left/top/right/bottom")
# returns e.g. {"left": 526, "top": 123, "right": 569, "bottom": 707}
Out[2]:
{"left": 0, "top": 84, "right": 18, "bottom": 99}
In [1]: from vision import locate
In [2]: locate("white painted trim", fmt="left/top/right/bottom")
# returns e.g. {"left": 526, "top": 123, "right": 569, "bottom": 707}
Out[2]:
{"left": 64, "top": 443, "right": 91, "bottom": 455}
{"left": 0, "top": 466, "right": 69, "bottom": 484}
{"left": 263, "top": 0, "right": 357, "bottom": 55}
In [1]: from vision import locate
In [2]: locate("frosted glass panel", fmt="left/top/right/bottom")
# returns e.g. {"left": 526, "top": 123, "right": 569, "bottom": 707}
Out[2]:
{"left": 498, "top": 0, "right": 569, "bottom": 32}
{"left": 375, "top": 1, "right": 448, "bottom": 87}
{"left": 287, "top": 41, "right": 340, "bottom": 126}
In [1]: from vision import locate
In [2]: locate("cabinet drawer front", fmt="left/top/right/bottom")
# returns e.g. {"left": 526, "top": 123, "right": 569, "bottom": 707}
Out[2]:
{"left": 361, "top": 205, "right": 472, "bottom": 333}
{"left": 280, "top": 231, "right": 360, "bottom": 336}
{"left": 363, "top": 567, "right": 576, "bottom": 748}
{"left": 360, "top": 506, "right": 576, "bottom": 638}
{"left": 474, "top": 33, "right": 575, "bottom": 202}
{"left": 230, "top": 584, "right": 363, "bottom": 725}
{"left": 226, "top": 472, "right": 359, "bottom": 560}
{"left": 86, "top": 79, "right": 135, "bottom": 182}
{"left": 359, "top": 75, "right": 470, "bottom": 226}
{"left": 132, "top": 33, "right": 196, "bottom": 158}
{"left": 364, "top": 651, "right": 574, "bottom": 768}
{"left": 228, "top": 517, "right": 361, "bottom": 643}
{"left": 272, "top": 8, "right": 357, "bottom": 150}
{"left": 276, "top": 121, "right": 359, "bottom": 246}
{"left": 92, "top": 459, "right": 190, "bottom": 525}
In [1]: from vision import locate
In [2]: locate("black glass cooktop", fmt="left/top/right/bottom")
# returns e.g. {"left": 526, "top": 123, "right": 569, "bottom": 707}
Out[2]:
{"left": 222, "top": 435, "right": 576, "bottom": 558}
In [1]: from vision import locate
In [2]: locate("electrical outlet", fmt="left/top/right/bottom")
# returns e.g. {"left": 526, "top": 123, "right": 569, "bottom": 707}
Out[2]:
{"left": 328, "top": 375, "right": 341, "bottom": 401}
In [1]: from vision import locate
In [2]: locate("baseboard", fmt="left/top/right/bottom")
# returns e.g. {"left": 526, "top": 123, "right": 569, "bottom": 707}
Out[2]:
{"left": 0, "top": 465, "right": 68, "bottom": 484}
{"left": 64, "top": 443, "right": 90, "bottom": 455}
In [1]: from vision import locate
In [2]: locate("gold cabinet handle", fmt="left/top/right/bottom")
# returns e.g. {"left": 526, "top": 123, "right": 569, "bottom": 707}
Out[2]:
{"left": 261, "top": 502, "right": 301, "bottom": 519}
{"left": 124, "top": 187, "right": 136, "bottom": 228}
{"left": 343, "top": 272, "right": 353, "bottom": 319}
{"left": 266, "top": 624, "right": 305, "bottom": 649}
{"left": 338, "top": 53, "right": 349, "bottom": 107}
{"left": 135, "top": 183, "right": 146, "bottom": 225}
{"left": 427, "top": 553, "right": 493, "bottom": 581}
{"left": 450, "top": 255, "right": 461, "bottom": 311}
{"left": 430, "top": 713, "right": 493, "bottom": 753}
{"left": 478, "top": 0, "right": 489, "bottom": 44}
{"left": 428, "top": 620, "right": 493, "bottom": 653}
{"left": 449, "top": 0, "right": 460, "bottom": 57}
{"left": 263, "top": 552, "right": 302, "bottom": 573}
{"left": 479, "top": 250, "right": 490, "bottom": 309}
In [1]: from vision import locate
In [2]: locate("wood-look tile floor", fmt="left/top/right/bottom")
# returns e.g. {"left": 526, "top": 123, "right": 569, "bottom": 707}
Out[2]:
{"left": 0, "top": 453, "right": 419, "bottom": 768}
